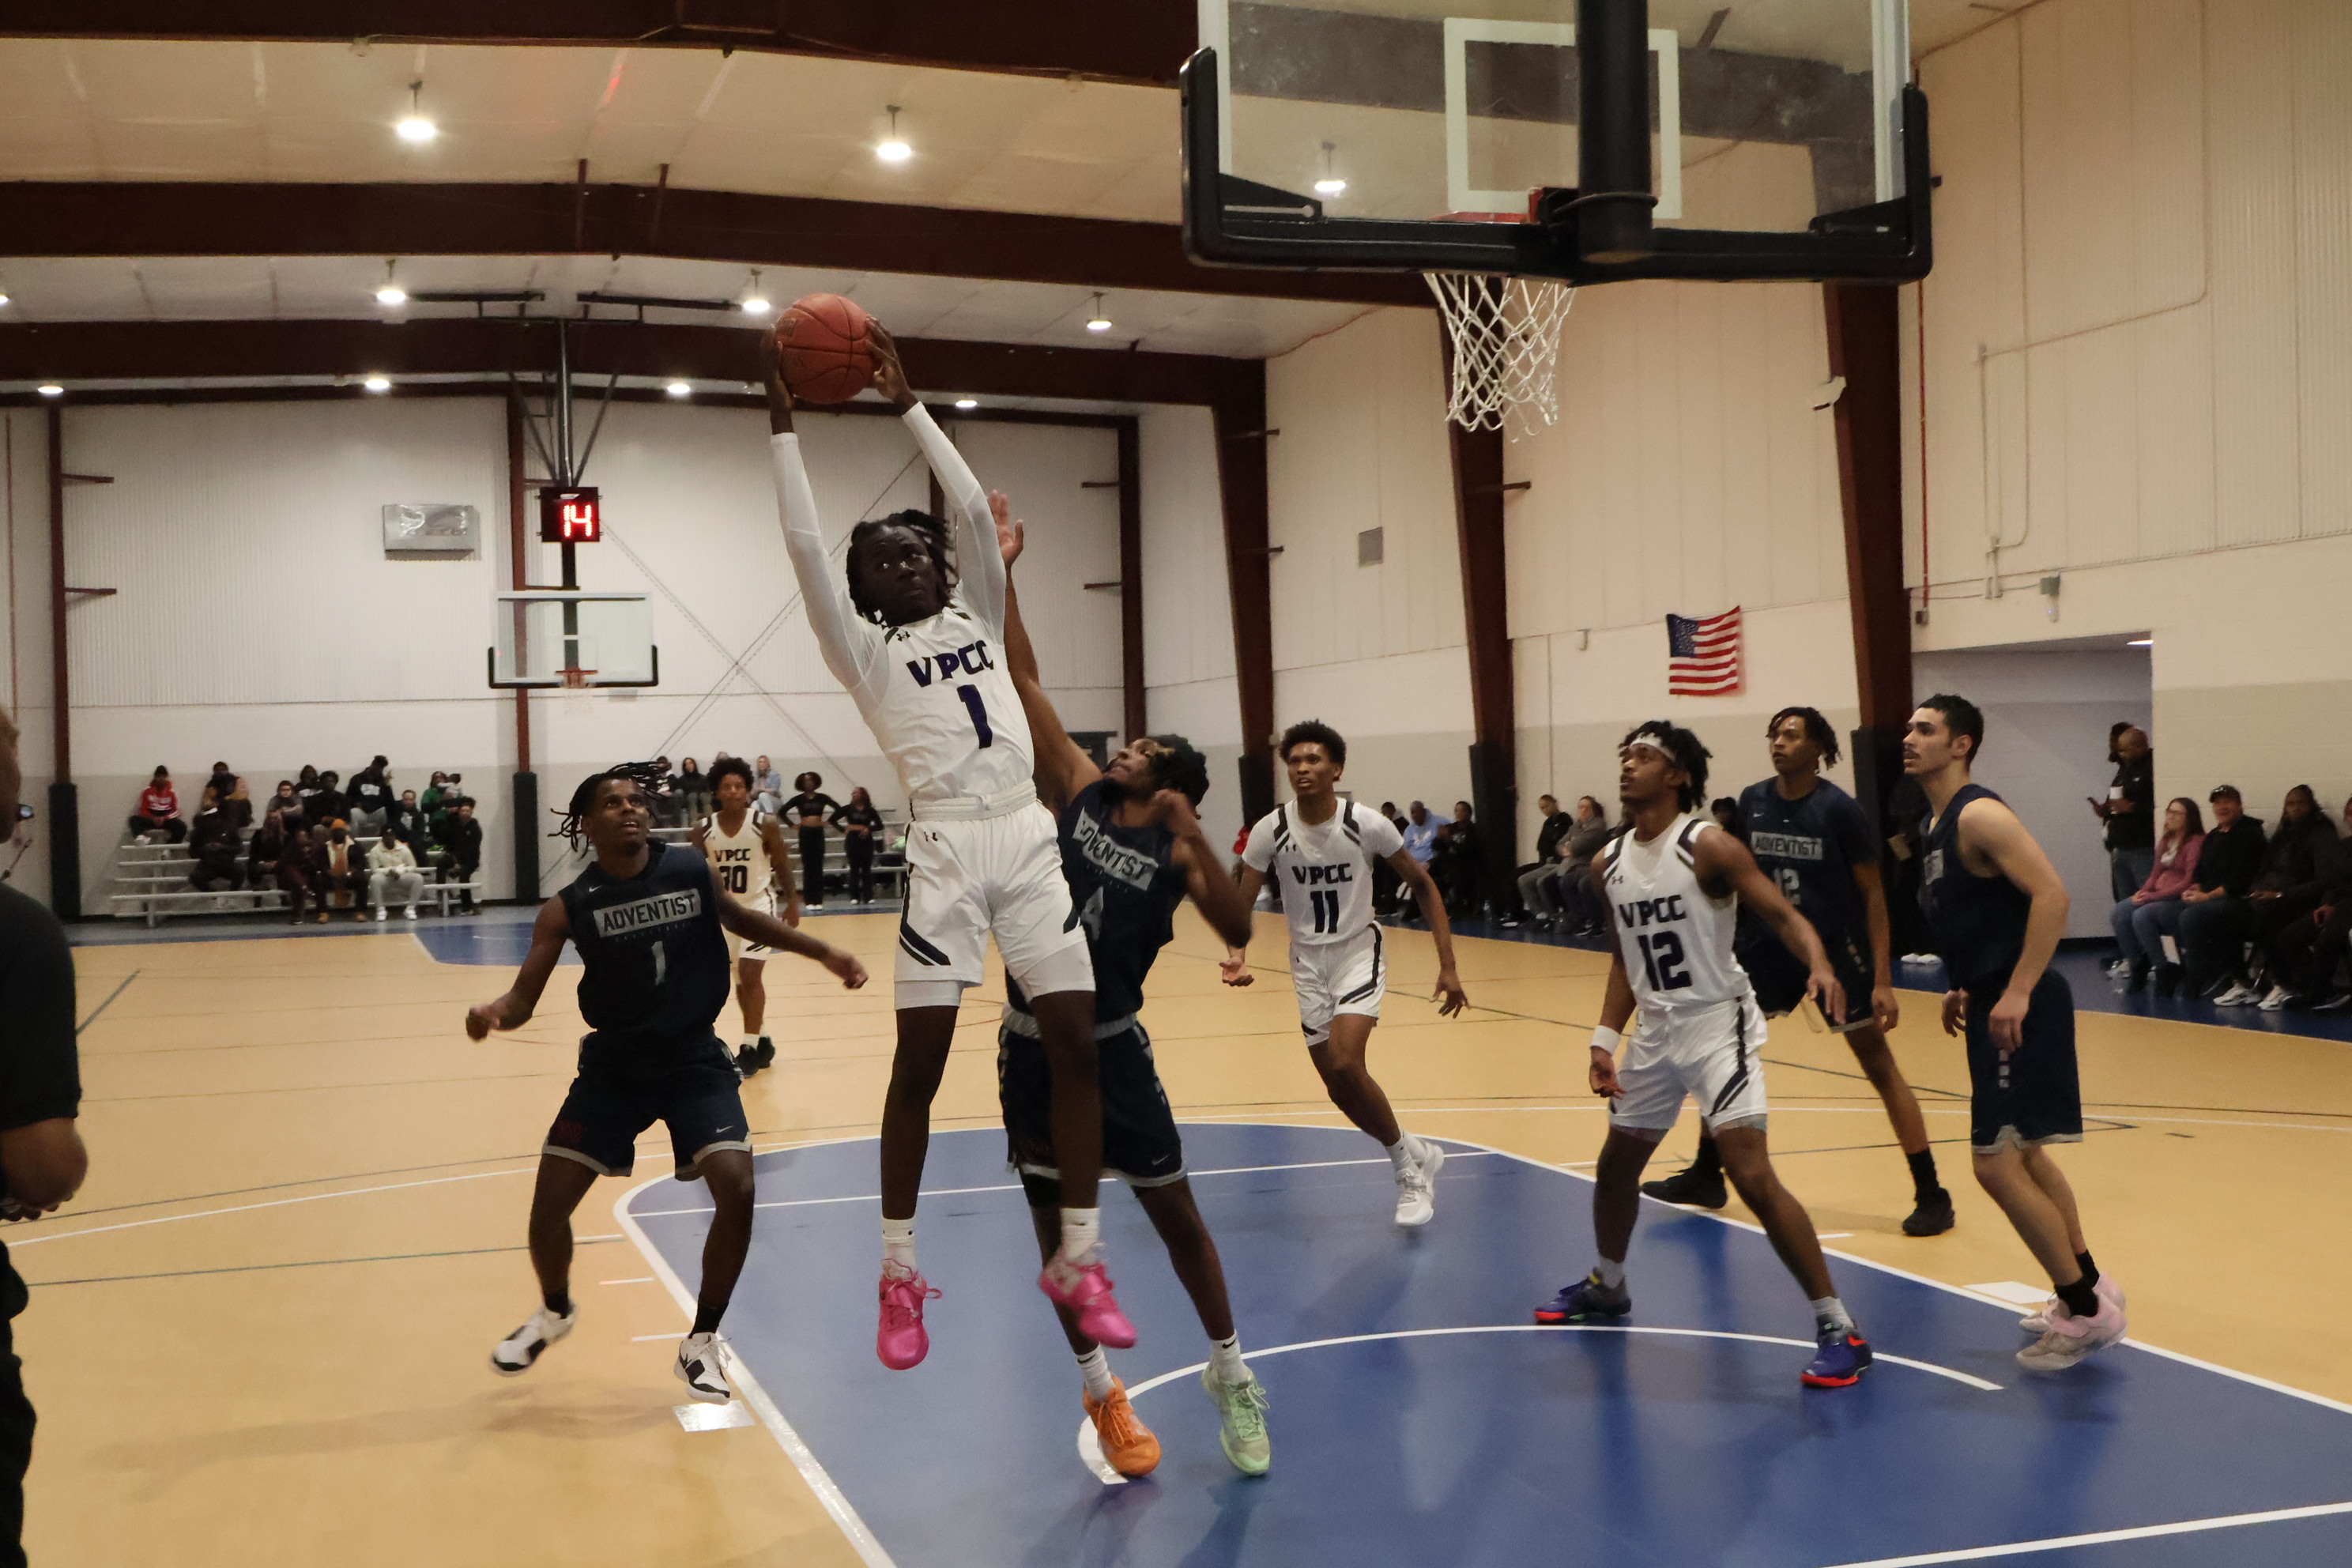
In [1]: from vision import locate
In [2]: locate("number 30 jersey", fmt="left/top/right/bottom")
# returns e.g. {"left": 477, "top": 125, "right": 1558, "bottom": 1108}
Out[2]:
{"left": 1600, "top": 813, "right": 1753, "bottom": 1014}
{"left": 700, "top": 808, "right": 776, "bottom": 906}
{"left": 1242, "top": 800, "right": 1403, "bottom": 948}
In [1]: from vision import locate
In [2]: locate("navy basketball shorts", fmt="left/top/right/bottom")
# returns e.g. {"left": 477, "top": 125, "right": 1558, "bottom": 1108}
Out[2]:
{"left": 543, "top": 1050, "right": 752, "bottom": 1181}
{"left": 997, "top": 1013, "right": 1185, "bottom": 1207}
{"left": 1742, "top": 924, "right": 1877, "bottom": 1035}
{"left": 1961, "top": 969, "right": 2083, "bottom": 1154}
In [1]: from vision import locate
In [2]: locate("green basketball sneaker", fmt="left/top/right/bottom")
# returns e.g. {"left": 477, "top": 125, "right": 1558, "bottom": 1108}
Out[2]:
{"left": 1200, "top": 1365, "right": 1272, "bottom": 1476}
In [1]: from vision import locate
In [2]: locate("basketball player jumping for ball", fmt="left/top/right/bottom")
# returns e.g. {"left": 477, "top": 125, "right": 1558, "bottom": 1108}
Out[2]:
{"left": 993, "top": 496, "right": 1272, "bottom": 1478}
{"left": 1221, "top": 722, "right": 1470, "bottom": 1227}
{"left": 760, "top": 325, "right": 1127, "bottom": 1372}
{"left": 1905, "top": 695, "right": 2126, "bottom": 1371}
{"left": 691, "top": 756, "right": 803, "bottom": 1077}
{"left": 471, "top": 764, "right": 867, "bottom": 1403}
{"left": 1644, "top": 707, "right": 1955, "bottom": 1236}
{"left": 1536, "top": 723, "right": 1873, "bottom": 1389}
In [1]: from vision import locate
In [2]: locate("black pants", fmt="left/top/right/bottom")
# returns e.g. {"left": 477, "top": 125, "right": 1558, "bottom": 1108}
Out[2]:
{"left": 2267, "top": 904, "right": 2352, "bottom": 997}
{"left": 799, "top": 827, "right": 827, "bottom": 905}
{"left": 190, "top": 866, "right": 245, "bottom": 892}
{"left": 435, "top": 856, "right": 479, "bottom": 909}
{"left": 845, "top": 835, "right": 876, "bottom": 903}
{"left": 2, "top": 1316, "right": 32, "bottom": 1568}
{"left": 128, "top": 814, "right": 185, "bottom": 842}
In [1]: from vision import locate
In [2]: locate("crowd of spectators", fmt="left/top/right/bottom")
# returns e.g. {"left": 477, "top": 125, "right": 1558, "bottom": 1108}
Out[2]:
{"left": 127, "top": 758, "right": 483, "bottom": 922}
{"left": 635, "top": 754, "right": 899, "bottom": 906}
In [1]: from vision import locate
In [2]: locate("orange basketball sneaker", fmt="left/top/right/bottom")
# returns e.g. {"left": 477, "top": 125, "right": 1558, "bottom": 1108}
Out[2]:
{"left": 1084, "top": 1378, "right": 1161, "bottom": 1478}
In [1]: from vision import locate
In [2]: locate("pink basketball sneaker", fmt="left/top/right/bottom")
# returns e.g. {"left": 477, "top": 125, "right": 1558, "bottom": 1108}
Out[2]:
{"left": 1039, "top": 1252, "right": 1136, "bottom": 1349}
{"left": 876, "top": 1264, "right": 940, "bottom": 1370}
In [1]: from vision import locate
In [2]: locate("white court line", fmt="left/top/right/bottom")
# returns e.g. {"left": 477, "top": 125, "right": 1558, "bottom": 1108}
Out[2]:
{"left": 1077, "top": 1323, "right": 2000, "bottom": 1488}
{"left": 6, "top": 1164, "right": 533, "bottom": 1248}
{"left": 612, "top": 1174, "right": 898, "bottom": 1568}
{"left": 1182, "top": 1104, "right": 2352, "bottom": 1136}
{"left": 599, "top": 1277, "right": 655, "bottom": 1285}
{"left": 1813, "top": 1500, "right": 2352, "bottom": 1566}
{"left": 631, "top": 1332, "right": 686, "bottom": 1342}
{"left": 628, "top": 1152, "right": 1501, "bottom": 1219}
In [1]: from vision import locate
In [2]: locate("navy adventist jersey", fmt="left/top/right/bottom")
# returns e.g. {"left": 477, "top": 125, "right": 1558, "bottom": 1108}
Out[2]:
{"left": 1919, "top": 782, "right": 2035, "bottom": 994}
{"left": 1736, "top": 777, "right": 1879, "bottom": 944}
{"left": 1008, "top": 779, "right": 1187, "bottom": 1025}
{"left": 558, "top": 840, "right": 734, "bottom": 1073}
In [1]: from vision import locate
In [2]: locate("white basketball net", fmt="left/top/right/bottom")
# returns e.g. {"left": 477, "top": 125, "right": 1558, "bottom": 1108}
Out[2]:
{"left": 1426, "top": 272, "right": 1577, "bottom": 435}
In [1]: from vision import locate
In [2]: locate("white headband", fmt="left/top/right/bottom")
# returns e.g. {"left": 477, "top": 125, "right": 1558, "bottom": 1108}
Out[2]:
{"left": 1626, "top": 729, "right": 1678, "bottom": 758}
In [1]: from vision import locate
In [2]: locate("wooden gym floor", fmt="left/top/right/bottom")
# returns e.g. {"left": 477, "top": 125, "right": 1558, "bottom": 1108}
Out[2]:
{"left": 20, "top": 910, "right": 2350, "bottom": 1566}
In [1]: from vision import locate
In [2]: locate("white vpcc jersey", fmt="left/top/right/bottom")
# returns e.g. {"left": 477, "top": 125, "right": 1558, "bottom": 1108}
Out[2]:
{"left": 702, "top": 809, "right": 775, "bottom": 906}
{"left": 1242, "top": 801, "right": 1404, "bottom": 947}
{"left": 1600, "top": 813, "right": 1752, "bottom": 1012}
{"left": 865, "top": 604, "right": 1034, "bottom": 801}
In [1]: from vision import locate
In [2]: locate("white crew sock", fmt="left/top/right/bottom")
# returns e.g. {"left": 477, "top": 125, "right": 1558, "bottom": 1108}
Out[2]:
{"left": 1593, "top": 1257, "right": 1627, "bottom": 1291}
{"left": 1811, "top": 1295, "right": 1855, "bottom": 1336}
{"left": 1075, "top": 1345, "right": 1116, "bottom": 1400}
{"left": 881, "top": 1216, "right": 917, "bottom": 1272}
{"left": 1384, "top": 1136, "right": 1417, "bottom": 1174}
{"left": 741, "top": 1032, "right": 759, "bottom": 1049}
{"left": 1208, "top": 1333, "right": 1250, "bottom": 1385}
{"left": 1059, "top": 1207, "right": 1101, "bottom": 1261}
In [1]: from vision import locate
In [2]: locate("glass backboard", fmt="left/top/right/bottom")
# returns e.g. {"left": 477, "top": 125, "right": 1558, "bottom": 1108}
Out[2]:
{"left": 1185, "top": 0, "right": 1928, "bottom": 284}
{"left": 489, "top": 592, "right": 658, "bottom": 689}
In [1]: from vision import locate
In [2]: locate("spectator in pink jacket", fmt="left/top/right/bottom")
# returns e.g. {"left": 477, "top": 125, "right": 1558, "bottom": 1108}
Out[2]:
{"left": 2110, "top": 797, "right": 2206, "bottom": 996}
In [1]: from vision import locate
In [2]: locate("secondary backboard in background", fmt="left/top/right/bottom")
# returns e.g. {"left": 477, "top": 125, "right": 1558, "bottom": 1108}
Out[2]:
{"left": 488, "top": 591, "right": 658, "bottom": 689}
{"left": 1185, "top": 0, "right": 1928, "bottom": 285}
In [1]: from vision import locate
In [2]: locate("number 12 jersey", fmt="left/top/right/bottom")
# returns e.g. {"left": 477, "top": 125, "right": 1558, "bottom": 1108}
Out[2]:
{"left": 1242, "top": 801, "right": 1403, "bottom": 946}
{"left": 1600, "top": 813, "right": 1753, "bottom": 1013}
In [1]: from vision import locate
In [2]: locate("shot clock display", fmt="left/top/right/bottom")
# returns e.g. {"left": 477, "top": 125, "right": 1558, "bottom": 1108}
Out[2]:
{"left": 538, "top": 486, "right": 601, "bottom": 544}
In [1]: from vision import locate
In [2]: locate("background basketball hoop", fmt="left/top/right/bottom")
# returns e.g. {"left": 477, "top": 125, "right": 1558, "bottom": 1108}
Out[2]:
{"left": 556, "top": 666, "right": 596, "bottom": 691}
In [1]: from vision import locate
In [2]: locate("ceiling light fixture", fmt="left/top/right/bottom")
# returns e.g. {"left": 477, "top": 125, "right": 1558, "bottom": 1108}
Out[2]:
{"left": 955, "top": 398, "right": 979, "bottom": 409}
{"left": 1085, "top": 292, "right": 1113, "bottom": 334}
{"left": 2127, "top": 637, "right": 2153, "bottom": 647}
{"left": 0, "top": 290, "right": 11, "bottom": 308}
{"left": 1314, "top": 141, "right": 1347, "bottom": 198}
{"left": 36, "top": 384, "right": 62, "bottom": 398}
{"left": 739, "top": 268, "right": 771, "bottom": 316}
{"left": 363, "top": 375, "right": 392, "bottom": 393}
{"left": 396, "top": 80, "right": 437, "bottom": 143}
{"left": 666, "top": 380, "right": 693, "bottom": 398}
{"left": 876, "top": 105, "right": 912, "bottom": 164}
{"left": 375, "top": 258, "right": 407, "bottom": 307}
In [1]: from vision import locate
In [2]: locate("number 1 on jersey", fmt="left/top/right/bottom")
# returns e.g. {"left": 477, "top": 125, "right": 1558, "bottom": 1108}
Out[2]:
{"left": 956, "top": 684, "right": 994, "bottom": 748}
{"left": 1310, "top": 888, "right": 1341, "bottom": 935}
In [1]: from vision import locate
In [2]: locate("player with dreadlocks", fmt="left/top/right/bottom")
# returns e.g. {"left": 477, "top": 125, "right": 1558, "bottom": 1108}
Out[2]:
{"left": 1533, "top": 722, "right": 1875, "bottom": 1389}
{"left": 760, "top": 324, "right": 1127, "bottom": 1373}
{"left": 468, "top": 763, "right": 867, "bottom": 1404}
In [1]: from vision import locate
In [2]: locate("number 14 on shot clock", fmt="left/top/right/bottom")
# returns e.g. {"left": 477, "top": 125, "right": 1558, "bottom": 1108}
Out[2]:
{"left": 538, "top": 487, "right": 601, "bottom": 544}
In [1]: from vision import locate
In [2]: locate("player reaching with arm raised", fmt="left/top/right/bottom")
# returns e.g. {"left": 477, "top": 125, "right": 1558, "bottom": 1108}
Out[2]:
{"left": 992, "top": 495, "right": 1272, "bottom": 1477}
{"left": 1905, "top": 694, "right": 2124, "bottom": 1371}
{"left": 1536, "top": 723, "right": 1874, "bottom": 1389}
{"left": 1219, "top": 723, "right": 1472, "bottom": 1228}
{"left": 469, "top": 763, "right": 865, "bottom": 1405}
{"left": 761, "top": 324, "right": 1128, "bottom": 1372}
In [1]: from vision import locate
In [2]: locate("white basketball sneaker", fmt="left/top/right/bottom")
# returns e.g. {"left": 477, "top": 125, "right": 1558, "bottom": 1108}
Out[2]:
{"left": 490, "top": 1304, "right": 576, "bottom": 1375}
{"left": 1393, "top": 1136, "right": 1445, "bottom": 1227}
{"left": 675, "top": 1332, "right": 734, "bottom": 1403}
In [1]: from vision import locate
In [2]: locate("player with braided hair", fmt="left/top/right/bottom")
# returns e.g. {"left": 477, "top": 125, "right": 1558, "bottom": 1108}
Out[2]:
{"left": 469, "top": 765, "right": 867, "bottom": 1405}
{"left": 760, "top": 325, "right": 1128, "bottom": 1372}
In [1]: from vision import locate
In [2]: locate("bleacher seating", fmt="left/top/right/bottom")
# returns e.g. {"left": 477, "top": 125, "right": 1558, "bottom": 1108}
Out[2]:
{"left": 106, "top": 831, "right": 484, "bottom": 927}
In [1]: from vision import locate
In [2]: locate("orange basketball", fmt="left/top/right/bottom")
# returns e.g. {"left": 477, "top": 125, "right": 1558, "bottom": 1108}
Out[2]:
{"left": 773, "top": 293, "right": 876, "bottom": 404}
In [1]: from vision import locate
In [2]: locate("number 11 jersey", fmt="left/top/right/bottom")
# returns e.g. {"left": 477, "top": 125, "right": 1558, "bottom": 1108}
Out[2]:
{"left": 1242, "top": 800, "right": 1403, "bottom": 946}
{"left": 1599, "top": 813, "right": 1753, "bottom": 1014}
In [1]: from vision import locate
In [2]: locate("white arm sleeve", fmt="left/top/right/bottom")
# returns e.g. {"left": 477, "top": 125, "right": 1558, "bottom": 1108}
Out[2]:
{"left": 770, "top": 432, "right": 884, "bottom": 703}
{"left": 900, "top": 405, "right": 1002, "bottom": 635}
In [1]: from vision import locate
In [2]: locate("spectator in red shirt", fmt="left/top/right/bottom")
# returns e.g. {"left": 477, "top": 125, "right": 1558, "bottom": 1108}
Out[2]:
{"left": 129, "top": 767, "right": 186, "bottom": 844}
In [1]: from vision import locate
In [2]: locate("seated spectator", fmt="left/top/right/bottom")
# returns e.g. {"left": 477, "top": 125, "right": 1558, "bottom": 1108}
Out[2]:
{"left": 2211, "top": 785, "right": 2338, "bottom": 1005}
{"left": 309, "top": 771, "right": 346, "bottom": 830}
{"left": 1373, "top": 800, "right": 1406, "bottom": 912}
{"left": 420, "top": 772, "right": 450, "bottom": 820}
{"left": 756, "top": 755, "right": 786, "bottom": 816}
{"left": 674, "top": 758, "right": 710, "bottom": 825}
{"left": 1505, "top": 793, "right": 1574, "bottom": 929}
{"left": 1397, "top": 801, "right": 1439, "bottom": 914}
{"left": 2260, "top": 843, "right": 2352, "bottom": 1012}
{"left": 293, "top": 764, "right": 326, "bottom": 820}
{"left": 368, "top": 830, "right": 426, "bottom": 922}
{"left": 1710, "top": 797, "right": 1746, "bottom": 839}
{"left": 2108, "top": 797, "right": 2204, "bottom": 994}
{"left": 2179, "top": 786, "right": 2267, "bottom": 997}
{"left": 647, "top": 756, "right": 677, "bottom": 826}
{"left": 346, "top": 756, "right": 392, "bottom": 837}
{"left": 187, "top": 798, "right": 246, "bottom": 892}
{"left": 130, "top": 767, "right": 186, "bottom": 843}
{"left": 386, "top": 789, "right": 429, "bottom": 855}
{"left": 436, "top": 774, "right": 466, "bottom": 823}
{"left": 205, "top": 762, "right": 254, "bottom": 829}
{"left": 432, "top": 798, "right": 484, "bottom": 914}
{"left": 248, "top": 808, "right": 310, "bottom": 925}
{"left": 1444, "top": 800, "right": 1482, "bottom": 918}
{"left": 314, "top": 823, "right": 370, "bottom": 922}
{"left": 1552, "top": 797, "right": 1615, "bottom": 937}
{"left": 264, "top": 779, "right": 303, "bottom": 830}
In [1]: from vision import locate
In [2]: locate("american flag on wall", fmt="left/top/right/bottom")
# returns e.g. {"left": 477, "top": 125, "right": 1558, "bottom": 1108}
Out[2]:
{"left": 1665, "top": 608, "right": 1743, "bottom": 695}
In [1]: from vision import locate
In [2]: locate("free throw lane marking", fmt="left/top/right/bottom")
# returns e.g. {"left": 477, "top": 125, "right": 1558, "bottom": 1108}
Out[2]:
{"left": 1815, "top": 1499, "right": 2352, "bottom": 1566}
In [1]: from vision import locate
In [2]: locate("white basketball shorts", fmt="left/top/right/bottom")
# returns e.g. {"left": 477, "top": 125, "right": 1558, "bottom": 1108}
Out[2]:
{"left": 722, "top": 890, "right": 780, "bottom": 965}
{"left": 1291, "top": 923, "right": 1386, "bottom": 1047}
{"left": 1607, "top": 993, "right": 1770, "bottom": 1136}
{"left": 895, "top": 800, "right": 1093, "bottom": 1009}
